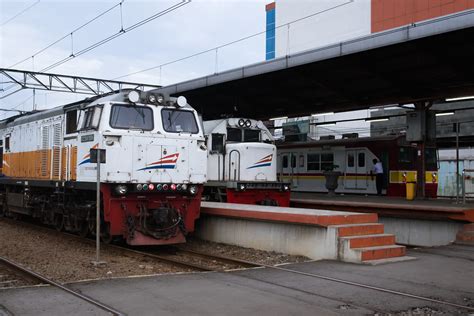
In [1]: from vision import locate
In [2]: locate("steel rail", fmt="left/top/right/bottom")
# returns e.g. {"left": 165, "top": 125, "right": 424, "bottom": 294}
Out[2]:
{"left": 0, "top": 256, "right": 125, "bottom": 316}
{"left": 193, "top": 253, "right": 474, "bottom": 312}
{"left": 2, "top": 217, "right": 474, "bottom": 311}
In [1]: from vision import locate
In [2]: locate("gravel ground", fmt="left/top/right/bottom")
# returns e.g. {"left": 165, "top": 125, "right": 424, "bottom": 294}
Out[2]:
{"left": 0, "top": 219, "right": 309, "bottom": 284}
{"left": 0, "top": 219, "right": 187, "bottom": 283}
{"left": 181, "top": 237, "right": 309, "bottom": 266}
{"left": 373, "top": 307, "right": 447, "bottom": 316}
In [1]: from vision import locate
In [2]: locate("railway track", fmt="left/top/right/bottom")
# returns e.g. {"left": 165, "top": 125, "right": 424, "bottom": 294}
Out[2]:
{"left": 0, "top": 255, "right": 125, "bottom": 316}
{"left": 0, "top": 258, "right": 44, "bottom": 289}
{"left": 2, "top": 217, "right": 474, "bottom": 313}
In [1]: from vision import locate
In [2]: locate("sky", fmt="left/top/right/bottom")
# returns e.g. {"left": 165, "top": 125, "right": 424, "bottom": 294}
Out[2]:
{"left": 0, "top": 0, "right": 375, "bottom": 136}
{"left": 0, "top": 0, "right": 269, "bottom": 116}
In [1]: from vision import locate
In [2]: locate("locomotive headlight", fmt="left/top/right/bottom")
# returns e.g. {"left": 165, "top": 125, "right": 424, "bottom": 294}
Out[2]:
{"left": 156, "top": 94, "right": 164, "bottom": 104}
{"left": 148, "top": 94, "right": 156, "bottom": 103}
{"left": 238, "top": 119, "right": 245, "bottom": 127}
{"left": 148, "top": 183, "right": 155, "bottom": 190}
{"left": 245, "top": 119, "right": 251, "bottom": 127}
{"left": 142, "top": 184, "right": 149, "bottom": 191}
{"left": 282, "top": 184, "right": 290, "bottom": 192}
{"left": 188, "top": 185, "right": 198, "bottom": 195}
{"left": 136, "top": 184, "right": 143, "bottom": 191}
{"left": 115, "top": 185, "right": 128, "bottom": 195}
{"left": 156, "top": 184, "right": 163, "bottom": 191}
{"left": 128, "top": 90, "right": 140, "bottom": 103}
{"left": 238, "top": 183, "right": 246, "bottom": 191}
{"left": 181, "top": 184, "right": 187, "bottom": 191}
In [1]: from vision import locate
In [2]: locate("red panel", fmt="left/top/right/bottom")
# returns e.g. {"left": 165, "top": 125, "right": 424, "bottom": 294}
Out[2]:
{"left": 265, "top": 2, "right": 275, "bottom": 11}
{"left": 226, "top": 189, "right": 291, "bottom": 207}
{"left": 371, "top": 0, "right": 474, "bottom": 33}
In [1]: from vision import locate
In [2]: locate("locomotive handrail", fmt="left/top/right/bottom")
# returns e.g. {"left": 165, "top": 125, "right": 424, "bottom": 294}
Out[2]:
{"left": 228, "top": 150, "right": 241, "bottom": 181}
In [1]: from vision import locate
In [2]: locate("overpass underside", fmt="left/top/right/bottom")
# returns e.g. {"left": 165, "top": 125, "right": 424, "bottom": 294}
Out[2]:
{"left": 158, "top": 11, "right": 474, "bottom": 120}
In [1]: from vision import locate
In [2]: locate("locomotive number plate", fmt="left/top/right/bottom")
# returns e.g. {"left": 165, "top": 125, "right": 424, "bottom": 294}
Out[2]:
{"left": 81, "top": 134, "right": 94, "bottom": 142}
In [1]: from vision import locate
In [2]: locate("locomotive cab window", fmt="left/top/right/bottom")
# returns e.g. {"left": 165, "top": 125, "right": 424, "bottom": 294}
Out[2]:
{"left": 65, "top": 110, "right": 78, "bottom": 134}
{"left": 243, "top": 129, "right": 260, "bottom": 142}
{"left": 79, "top": 106, "right": 102, "bottom": 131}
{"left": 161, "top": 109, "right": 198, "bottom": 134}
{"left": 227, "top": 128, "right": 242, "bottom": 142}
{"left": 110, "top": 104, "right": 153, "bottom": 131}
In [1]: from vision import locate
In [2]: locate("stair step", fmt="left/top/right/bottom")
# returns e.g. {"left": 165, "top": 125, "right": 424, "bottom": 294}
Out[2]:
{"left": 340, "top": 234, "right": 396, "bottom": 248}
{"left": 333, "top": 223, "right": 384, "bottom": 237}
{"left": 356, "top": 245, "right": 406, "bottom": 261}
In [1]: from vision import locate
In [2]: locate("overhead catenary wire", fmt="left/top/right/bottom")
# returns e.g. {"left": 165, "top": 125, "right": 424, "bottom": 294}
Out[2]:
{"left": 114, "top": 0, "right": 354, "bottom": 80}
{"left": 0, "top": 0, "right": 41, "bottom": 27}
{"left": 40, "top": 1, "right": 190, "bottom": 73}
{"left": 7, "top": 0, "right": 125, "bottom": 69}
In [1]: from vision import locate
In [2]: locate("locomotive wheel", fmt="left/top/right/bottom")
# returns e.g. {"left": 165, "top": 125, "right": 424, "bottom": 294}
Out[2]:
{"left": 100, "top": 223, "right": 113, "bottom": 244}
{"left": 54, "top": 214, "right": 65, "bottom": 231}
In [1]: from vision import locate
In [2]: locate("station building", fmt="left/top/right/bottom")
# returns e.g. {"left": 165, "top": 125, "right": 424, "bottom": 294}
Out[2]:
{"left": 265, "top": 0, "right": 474, "bottom": 198}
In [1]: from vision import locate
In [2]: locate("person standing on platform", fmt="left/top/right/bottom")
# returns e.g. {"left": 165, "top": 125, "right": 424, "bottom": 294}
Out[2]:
{"left": 371, "top": 159, "right": 384, "bottom": 196}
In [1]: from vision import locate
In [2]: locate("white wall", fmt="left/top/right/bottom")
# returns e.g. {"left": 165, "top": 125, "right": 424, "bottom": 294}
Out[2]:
{"left": 275, "top": 0, "right": 371, "bottom": 57}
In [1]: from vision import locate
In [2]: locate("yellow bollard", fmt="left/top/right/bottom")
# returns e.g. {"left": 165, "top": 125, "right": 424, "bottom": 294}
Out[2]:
{"left": 406, "top": 182, "right": 416, "bottom": 200}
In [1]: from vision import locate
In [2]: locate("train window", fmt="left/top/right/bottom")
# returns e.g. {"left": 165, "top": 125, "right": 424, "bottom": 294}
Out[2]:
{"left": 211, "top": 134, "right": 225, "bottom": 154}
{"left": 66, "top": 110, "right": 78, "bottom": 134}
{"left": 299, "top": 155, "right": 305, "bottom": 167}
{"left": 321, "top": 153, "right": 334, "bottom": 171}
{"left": 347, "top": 153, "right": 355, "bottom": 167}
{"left": 227, "top": 128, "right": 242, "bottom": 142}
{"left": 307, "top": 153, "right": 320, "bottom": 171}
{"left": 425, "top": 148, "right": 437, "bottom": 168}
{"left": 244, "top": 129, "right": 260, "bottom": 142}
{"left": 81, "top": 106, "right": 103, "bottom": 130}
{"left": 5, "top": 135, "right": 10, "bottom": 152}
{"left": 291, "top": 155, "right": 296, "bottom": 168}
{"left": 358, "top": 152, "right": 365, "bottom": 167}
{"left": 111, "top": 105, "right": 153, "bottom": 131}
{"left": 161, "top": 109, "right": 198, "bottom": 134}
{"left": 399, "top": 147, "right": 415, "bottom": 163}
{"left": 282, "top": 155, "right": 288, "bottom": 168}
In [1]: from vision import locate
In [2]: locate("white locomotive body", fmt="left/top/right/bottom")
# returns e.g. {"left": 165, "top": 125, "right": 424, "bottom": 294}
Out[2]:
{"left": 203, "top": 118, "right": 290, "bottom": 206}
{"left": 0, "top": 90, "right": 207, "bottom": 245}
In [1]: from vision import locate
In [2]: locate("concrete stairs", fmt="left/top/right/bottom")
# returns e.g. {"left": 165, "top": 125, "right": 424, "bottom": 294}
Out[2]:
{"left": 331, "top": 223, "right": 409, "bottom": 264}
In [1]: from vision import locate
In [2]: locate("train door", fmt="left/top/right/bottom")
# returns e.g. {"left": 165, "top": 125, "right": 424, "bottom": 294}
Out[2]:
{"left": 281, "top": 152, "right": 298, "bottom": 187}
{"left": 345, "top": 149, "right": 368, "bottom": 190}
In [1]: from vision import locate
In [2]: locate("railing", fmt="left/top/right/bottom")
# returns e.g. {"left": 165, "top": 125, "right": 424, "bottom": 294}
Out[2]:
{"left": 462, "top": 169, "right": 474, "bottom": 204}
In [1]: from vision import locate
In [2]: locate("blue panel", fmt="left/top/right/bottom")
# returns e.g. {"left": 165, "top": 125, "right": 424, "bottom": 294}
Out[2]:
{"left": 265, "top": 7, "right": 276, "bottom": 61}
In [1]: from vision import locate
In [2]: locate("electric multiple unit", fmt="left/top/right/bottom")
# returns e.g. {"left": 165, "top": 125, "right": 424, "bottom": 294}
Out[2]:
{"left": 0, "top": 90, "right": 207, "bottom": 245}
{"left": 277, "top": 135, "right": 438, "bottom": 197}
{"left": 203, "top": 118, "right": 290, "bottom": 206}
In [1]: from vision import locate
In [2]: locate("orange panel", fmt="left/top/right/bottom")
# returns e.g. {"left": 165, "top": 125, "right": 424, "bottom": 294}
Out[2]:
{"left": 428, "top": 5, "right": 441, "bottom": 17}
{"left": 415, "top": 0, "right": 430, "bottom": 12}
{"left": 440, "top": 2, "right": 456, "bottom": 14}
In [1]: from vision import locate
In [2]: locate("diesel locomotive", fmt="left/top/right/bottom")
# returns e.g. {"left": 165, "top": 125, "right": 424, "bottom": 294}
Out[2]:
{"left": 0, "top": 90, "right": 208, "bottom": 245}
{"left": 203, "top": 118, "right": 290, "bottom": 206}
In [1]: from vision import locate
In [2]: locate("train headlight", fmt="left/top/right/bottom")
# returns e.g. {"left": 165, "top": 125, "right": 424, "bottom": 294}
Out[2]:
{"left": 148, "top": 183, "right": 155, "bottom": 190}
{"left": 115, "top": 185, "right": 128, "bottom": 195}
{"left": 128, "top": 90, "right": 140, "bottom": 103}
{"left": 245, "top": 119, "right": 251, "bottom": 127}
{"left": 282, "top": 184, "right": 290, "bottom": 192}
{"left": 238, "top": 183, "right": 246, "bottom": 191}
{"left": 136, "top": 184, "right": 143, "bottom": 191}
{"left": 176, "top": 96, "right": 187, "bottom": 108}
{"left": 181, "top": 184, "right": 187, "bottom": 191}
{"left": 148, "top": 94, "right": 156, "bottom": 103}
{"left": 238, "top": 119, "right": 245, "bottom": 127}
{"left": 156, "top": 184, "right": 163, "bottom": 191}
{"left": 162, "top": 184, "right": 169, "bottom": 191}
{"left": 188, "top": 185, "right": 198, "bottom": 195}
{"left": 170, "top": 184, "right": 177, "bottom": 191}
{"left": 156, "top": 94, "right": 164, "bottom": 104}
{"left": 142, "top": 184, "right": 149, "bottom": 191}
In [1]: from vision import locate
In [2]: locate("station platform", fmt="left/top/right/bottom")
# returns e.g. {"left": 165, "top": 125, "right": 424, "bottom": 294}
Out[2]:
{"left": 1, "top": 244, "right": 472, "bottom": 316}
{"left": 198, "top": 202, "right": 410, "bottom": 263}
{"left": 290, "top": 193, "right": 474, "bottom": 223}
{"left": 290, "top": 193, "right": 474, "bottom": 247}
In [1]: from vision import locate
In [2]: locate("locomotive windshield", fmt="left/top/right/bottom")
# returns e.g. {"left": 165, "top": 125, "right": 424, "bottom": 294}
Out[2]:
{"left": 161, "top": 109, "right": 199, "bottom": 134}
{"left": 110, "top": 104, "right": 153, "bottom": 130}
{"left": 226, "top": 128, "right": 261, "bottom": 142}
